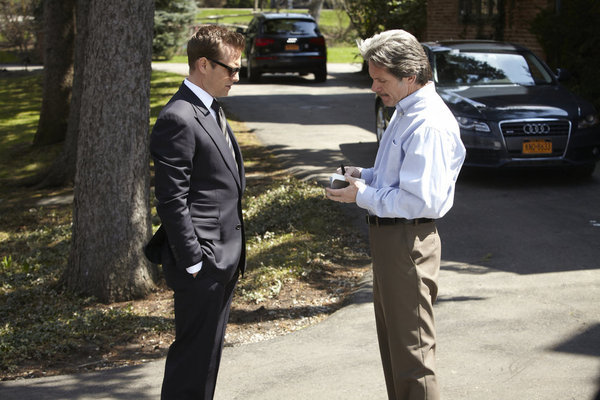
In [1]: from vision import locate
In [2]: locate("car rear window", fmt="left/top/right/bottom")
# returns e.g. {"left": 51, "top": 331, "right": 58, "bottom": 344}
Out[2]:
{"left": 263, "top": 19, "right": 319, "bottom": 35}
{"left": 434, "top": 50, "right": 554, "bottom": 86}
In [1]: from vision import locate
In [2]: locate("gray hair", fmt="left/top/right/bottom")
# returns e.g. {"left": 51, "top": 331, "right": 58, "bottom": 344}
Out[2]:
{"left": 358, "top": 30, "right": 432, "bottom": 85}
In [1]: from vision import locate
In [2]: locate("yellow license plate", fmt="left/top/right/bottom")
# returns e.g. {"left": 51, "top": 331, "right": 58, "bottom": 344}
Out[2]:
{"left": 285, "top": 44, "right": 299, "bottom": 51}
{"left": 523, "top": 139, "right": 552, "bottom": 154}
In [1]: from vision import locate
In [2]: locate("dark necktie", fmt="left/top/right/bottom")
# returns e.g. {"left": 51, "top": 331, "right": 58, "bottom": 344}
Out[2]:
{"left": 211, "top": 99, "right": 237, "bottom": 165}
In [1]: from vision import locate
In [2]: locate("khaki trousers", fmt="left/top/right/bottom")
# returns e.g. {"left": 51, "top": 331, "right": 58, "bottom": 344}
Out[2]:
{"left": 369, "top": 221, "right": 441, "bottom": 400}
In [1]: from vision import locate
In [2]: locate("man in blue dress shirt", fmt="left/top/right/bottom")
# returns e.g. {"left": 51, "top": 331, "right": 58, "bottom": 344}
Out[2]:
{"left": 326, "top": 30, "right": 466, "bottom": 400}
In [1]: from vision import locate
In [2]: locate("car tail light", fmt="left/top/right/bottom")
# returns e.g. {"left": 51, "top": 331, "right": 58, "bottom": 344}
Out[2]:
{"left": 255, "top": 38, "right": 275, "bottom": 46}
{"left": 309, "top": 37, "right": 325, "bottom": 46}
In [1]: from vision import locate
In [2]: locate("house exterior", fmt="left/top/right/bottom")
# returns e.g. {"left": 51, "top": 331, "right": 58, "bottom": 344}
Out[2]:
{"left": 425, "top": 0, "right": 554, "bottom": 59}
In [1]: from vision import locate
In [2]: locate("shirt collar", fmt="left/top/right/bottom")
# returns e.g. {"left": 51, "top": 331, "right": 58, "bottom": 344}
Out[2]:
{"left": 184, "top": 78, "right": 216, "bottom": 110}
{"left": 395, "top": 81, "right": 435, "bottom": 114}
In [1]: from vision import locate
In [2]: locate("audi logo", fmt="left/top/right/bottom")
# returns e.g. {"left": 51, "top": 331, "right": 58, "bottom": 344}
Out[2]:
{"left": 522, "top": 123, "right": 550, "bottom": 135}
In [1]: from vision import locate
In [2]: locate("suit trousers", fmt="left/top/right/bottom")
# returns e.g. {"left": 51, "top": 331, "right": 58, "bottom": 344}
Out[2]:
{"left": 161, "top": 266, "right": 239, "bottom": 400}
{"left": 369, "top": 221, "right": 441, "bottom": 400}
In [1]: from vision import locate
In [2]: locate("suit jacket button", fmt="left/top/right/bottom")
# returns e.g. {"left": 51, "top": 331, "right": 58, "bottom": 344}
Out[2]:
{"left": 235, "top": 224, "right": 241, "bottom": 230}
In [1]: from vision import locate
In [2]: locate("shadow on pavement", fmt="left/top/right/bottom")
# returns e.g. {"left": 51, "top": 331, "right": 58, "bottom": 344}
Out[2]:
{"left": 552, "top": 323, "right": 600, "bottom": 357}
{"left": 0, "top": 364, "right": 156, "bottom": 400}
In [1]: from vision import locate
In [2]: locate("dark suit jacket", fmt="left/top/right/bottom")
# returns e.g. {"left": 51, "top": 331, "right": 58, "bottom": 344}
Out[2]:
{"left": 147, "top": 82, "right": 246, "bottom": 284}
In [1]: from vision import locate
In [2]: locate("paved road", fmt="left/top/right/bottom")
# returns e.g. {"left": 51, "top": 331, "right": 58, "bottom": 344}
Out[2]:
{"left": 1, "top": 64, "right": 599, "bottom": 400}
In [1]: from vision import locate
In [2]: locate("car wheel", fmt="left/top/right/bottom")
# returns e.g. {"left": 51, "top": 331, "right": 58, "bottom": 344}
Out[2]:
{"left": 314, "top": 66, "right": 327, "bottom": 83}
{"left": 568, "top": 163, "right": 596, "bottom": 178}
{"left": 375, "top": 99, "right": 388, "bottom": 143}
{"left": 247, "top": 61, "right": 261, "bottom": 83}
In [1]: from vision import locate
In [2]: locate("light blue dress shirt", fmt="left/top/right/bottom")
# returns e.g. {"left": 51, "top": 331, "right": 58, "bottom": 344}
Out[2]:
{"left": 356, "top": 83, "right": 466, "bottom": 219}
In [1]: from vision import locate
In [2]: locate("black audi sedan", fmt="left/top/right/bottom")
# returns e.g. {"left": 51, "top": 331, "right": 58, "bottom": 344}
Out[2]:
{"left": 238, "top": 12, "right": 327, "bottom": 83}
{"left": 375, "top": 40, "right": 600, "bottom": 176}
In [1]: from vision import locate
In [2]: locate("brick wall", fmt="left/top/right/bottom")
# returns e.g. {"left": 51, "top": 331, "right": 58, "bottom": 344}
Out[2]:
{"left": 425, "top": 0, "right": 551, "bottom": 60}
{"left": 503, "top": 0, "right": 548, "bottom": 57}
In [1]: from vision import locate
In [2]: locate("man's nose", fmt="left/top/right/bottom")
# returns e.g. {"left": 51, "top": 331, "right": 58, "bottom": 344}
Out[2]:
{"left": 371, "top": 81, "right": 379, "bottom": 93}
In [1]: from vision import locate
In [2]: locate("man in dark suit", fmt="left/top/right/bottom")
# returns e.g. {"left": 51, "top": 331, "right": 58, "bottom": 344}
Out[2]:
{"left": 147, "top": 25, "right": 246, "bottom": 400}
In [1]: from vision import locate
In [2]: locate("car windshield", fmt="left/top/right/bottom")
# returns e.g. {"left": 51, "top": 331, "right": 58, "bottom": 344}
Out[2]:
{"left": 433, "top": 50, "right": 554, "bottom": 86}
{"left": 263, "top": 19, "right": 319, "bottom": 35}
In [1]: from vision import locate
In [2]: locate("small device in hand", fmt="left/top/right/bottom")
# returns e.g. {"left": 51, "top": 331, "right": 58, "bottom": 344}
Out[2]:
{"left": 330, "top": 164, "right": 349, "bottom": 188}
{"left": 330, "top": 173, "right": 349, "bottom": 189}
{"left": 330, "top": 164, "right": 364, "bottom": 189}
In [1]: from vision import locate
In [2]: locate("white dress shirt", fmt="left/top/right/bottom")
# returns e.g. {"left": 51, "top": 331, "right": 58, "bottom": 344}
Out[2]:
{"left": 184, "top": 78, "right": 220, "bottom": 124}
{"left": 356, "top": 82, "right": 466, "bottom": 219}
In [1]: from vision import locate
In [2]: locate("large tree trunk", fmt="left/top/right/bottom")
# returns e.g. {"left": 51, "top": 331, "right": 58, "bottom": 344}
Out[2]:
{"left": 308, "top": 0, "right": 325, "bottom": 23}
{"left": 35, "top": 0, "right": 84, "bottom": 188}
{"left": 34, "top": 0, "right": 92, "bottom": 188}
{"left": 33, "top": 0, "right": 75, "bottom": 146}
{"left": 64, "top": 0, "right": 157, "bottom": 303}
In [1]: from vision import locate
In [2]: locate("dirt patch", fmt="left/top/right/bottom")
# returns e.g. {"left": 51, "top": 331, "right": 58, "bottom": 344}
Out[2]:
{"left": 7, "top": 263, "right": 369, "bottom": 380}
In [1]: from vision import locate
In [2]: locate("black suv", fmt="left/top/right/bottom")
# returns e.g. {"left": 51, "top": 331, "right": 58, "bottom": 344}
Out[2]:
{"left": 239, "top": 12, "right": 327, "bottom": 83}
{"left": 375, "top": 40, "right": 600, "bottom": 176}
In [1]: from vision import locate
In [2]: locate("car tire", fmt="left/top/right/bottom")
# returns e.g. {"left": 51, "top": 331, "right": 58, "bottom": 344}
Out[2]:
{"left": 314, "top": 66, "right": 327, "bottom": 83}
{"left": 568, "top": 163, "right": 596, "bottom": 178}
{"left": 247, "top": 61, "right": 261, "bottom": 83}
{"left": 375, "top": 99, "right": 388, "bottom": 143}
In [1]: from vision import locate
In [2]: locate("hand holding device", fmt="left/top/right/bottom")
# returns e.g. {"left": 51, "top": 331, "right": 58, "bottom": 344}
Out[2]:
{"left": 330, "top": 164, "right": 364, "bottom": 189}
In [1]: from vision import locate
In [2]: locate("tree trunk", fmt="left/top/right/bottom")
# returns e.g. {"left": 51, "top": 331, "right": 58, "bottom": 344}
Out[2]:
{"left": 308, "top": 0, "right": 324, "bottom": 23}
{"left": 34, "top": 0, "right": 89, "bottom": 188}
{"left": 64, "top": 0, "right": 157, "bottom": 303}
{"left": 33, "top": 0, "right": 75, "bottom": 146}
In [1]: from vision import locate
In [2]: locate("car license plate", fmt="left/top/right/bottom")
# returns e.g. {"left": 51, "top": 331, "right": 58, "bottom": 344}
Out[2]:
{"left": 522, "top": 139, "right": 552, "bottom": 154}
{"left": 285, "top": 44, "right": 299, "bottom": 51}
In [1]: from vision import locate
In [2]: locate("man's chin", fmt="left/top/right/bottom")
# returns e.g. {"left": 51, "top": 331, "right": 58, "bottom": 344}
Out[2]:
{"left": 216, "top": 87, "right": 231, "bottom": 98}
{"left": 381, "top": 96, "right": 395, "bottom": 107}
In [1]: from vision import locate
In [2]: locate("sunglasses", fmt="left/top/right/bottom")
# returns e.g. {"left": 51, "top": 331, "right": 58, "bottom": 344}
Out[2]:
{"left": 207, "top": 57, "right": 241, "bottom": 77}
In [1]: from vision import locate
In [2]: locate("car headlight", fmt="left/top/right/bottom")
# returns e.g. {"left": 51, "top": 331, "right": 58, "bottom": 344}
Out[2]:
{"left": 578, "top": 113, "right": 599, "bottom": 129}
{"left": 456, "top": 116, "right": 491, "bottom": 132}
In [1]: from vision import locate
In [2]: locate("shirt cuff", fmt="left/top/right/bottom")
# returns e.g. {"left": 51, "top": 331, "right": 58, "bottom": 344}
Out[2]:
{"left": 356, "top": 183, "right": 375, "bottom": 212}
{"left": 186, "top": 261, "right": 203, "bottom": 275}
{"left": 361, "top": 168, "right": 374, "bottom": 184}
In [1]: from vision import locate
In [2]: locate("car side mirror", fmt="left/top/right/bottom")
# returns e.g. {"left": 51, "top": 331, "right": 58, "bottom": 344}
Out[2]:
{"left": 556, "top": 68, "right": 571, "bottom": 82}
{"left": 236, "top": 27, "right": 246, "bottom": 35}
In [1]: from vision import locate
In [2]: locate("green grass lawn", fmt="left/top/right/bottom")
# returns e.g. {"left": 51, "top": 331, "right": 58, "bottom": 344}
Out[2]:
{"left": 162, "top": 8, "right": 360, "bottom": 64}
{"left": 193, "top": 7, "right": 361, "bottom": 62}
{"left": 164, "top": 43, "right": 361, "bottom": 64}
{"left": 327, "top": 46, "right": 362, "bottom": 63}
{"left": 195, "top": 7, "right": 352, "bottom": 29}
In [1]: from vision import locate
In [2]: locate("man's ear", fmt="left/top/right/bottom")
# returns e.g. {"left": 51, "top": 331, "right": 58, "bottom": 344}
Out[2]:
{"left": 189, "top": 58, "right": 207, "bottom": 83}
{"left": 194, "top": 57, "right": 208, "bottom": 73}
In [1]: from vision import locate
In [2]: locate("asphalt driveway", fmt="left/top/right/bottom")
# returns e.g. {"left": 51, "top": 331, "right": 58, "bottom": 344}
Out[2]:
{"left": 220, "top": 65, "right": 600, "bottom": 400}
